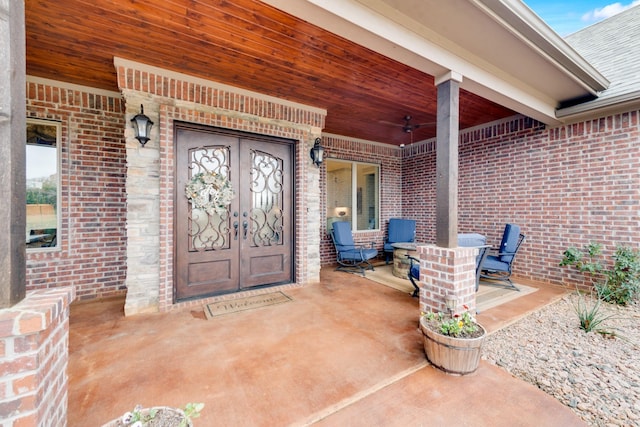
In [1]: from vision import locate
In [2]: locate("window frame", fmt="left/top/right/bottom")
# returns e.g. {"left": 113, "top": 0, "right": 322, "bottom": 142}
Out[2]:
{"left": 26, "top": 118, "right": 61, "bottom": 252}
{"left": 326, "top": 158, "right": 380, "bottom": 232}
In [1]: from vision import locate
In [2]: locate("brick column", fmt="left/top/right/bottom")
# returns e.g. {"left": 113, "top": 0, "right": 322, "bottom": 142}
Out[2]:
{"left": 0, "top": 287, "right": 75, "bottom": 426}
{"left": 417, "top": 244, "right": 477, "bottom": 315}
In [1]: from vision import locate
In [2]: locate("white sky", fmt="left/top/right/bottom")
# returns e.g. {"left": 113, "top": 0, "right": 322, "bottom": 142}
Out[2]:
{"left": 26, "top": 145, "right": 57, "bottom": 180}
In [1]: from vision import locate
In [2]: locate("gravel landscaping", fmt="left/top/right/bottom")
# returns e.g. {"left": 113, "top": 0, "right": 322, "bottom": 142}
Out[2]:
{"left": 482, "top": 293, "right": 640, "bottom": 427}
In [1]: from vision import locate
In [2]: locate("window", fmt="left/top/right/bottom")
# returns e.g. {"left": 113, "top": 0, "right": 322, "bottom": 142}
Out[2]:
{"left": 26, "top": 119, "right": 60, "bottom": 250}
{"left": 326, "top": 159, "right": 379, "bottom": 231}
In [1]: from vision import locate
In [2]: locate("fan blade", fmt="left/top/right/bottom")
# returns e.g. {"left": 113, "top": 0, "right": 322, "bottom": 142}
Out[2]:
{"left": 379, "top": 120, "right": 405, "bottom": 127}
{"left": 412, "top": 122, "right": 436, "bottom": 129}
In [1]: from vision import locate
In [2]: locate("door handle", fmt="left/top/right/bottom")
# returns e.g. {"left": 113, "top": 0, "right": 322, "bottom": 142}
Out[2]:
{"left": 243, "top": 220, "right": 248, "bottom": 239}
{"left": 233, "top": 221, "right": 239, "bottom": 240}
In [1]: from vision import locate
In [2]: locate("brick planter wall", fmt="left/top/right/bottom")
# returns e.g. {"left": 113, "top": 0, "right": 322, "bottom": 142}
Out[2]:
{"left": 0, "top": 287, "right": 75, "bottom": 426}
{"left": 417, "top": 245, "right": 477, "bottom": 315}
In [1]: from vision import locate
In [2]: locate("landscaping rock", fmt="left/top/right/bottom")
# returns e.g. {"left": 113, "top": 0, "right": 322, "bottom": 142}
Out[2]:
{"left": 482, "top": 294, "right": 640, "bottom": 427}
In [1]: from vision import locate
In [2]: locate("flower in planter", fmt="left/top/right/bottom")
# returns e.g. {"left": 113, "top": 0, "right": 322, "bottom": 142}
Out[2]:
{"left": 421, "top": 305, "right": 482, "bottom": 339}
{"left": 420, "top": 305, "right": 486, "bottom": 375}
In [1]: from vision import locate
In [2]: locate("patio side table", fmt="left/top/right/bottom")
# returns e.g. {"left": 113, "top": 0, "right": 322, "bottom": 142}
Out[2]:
{"left": 391, "top": 242, "right": 421, "bottom": 278}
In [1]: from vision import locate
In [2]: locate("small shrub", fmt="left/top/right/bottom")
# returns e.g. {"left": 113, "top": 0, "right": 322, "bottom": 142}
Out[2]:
{"left": 572, "top": 289, "right": 617, "bottom": 336}
{"left": 600, "top": 246, "right": 640, "bottom": 305}
{"left": 560, "top": 243, "right": 640, "bottom": 305}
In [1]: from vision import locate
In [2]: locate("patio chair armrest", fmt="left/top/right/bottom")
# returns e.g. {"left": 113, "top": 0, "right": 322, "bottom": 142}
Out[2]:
{"left": 339, "top": 244, "right": 358, "bottom": 250}
{"left": 349, "top": 243, "right": 374, "bottom": 251}
{"left": 406, "top": 254, "right": 420, "bottom": 265}
{"left": 494, "top": 250, "right": 517, "bottom": 257}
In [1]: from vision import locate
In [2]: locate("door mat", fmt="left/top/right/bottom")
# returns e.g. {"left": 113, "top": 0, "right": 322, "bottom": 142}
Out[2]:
{"left": 204, "top": 291, "right": 292, "bottom": 319}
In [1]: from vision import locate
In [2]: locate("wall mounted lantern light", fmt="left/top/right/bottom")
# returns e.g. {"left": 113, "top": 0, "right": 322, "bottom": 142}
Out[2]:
{"left": 131, "top": 104, "right": 154, "bottom": 147}
{"left": 310, "top": 137, "right": 324, "bottom": 167}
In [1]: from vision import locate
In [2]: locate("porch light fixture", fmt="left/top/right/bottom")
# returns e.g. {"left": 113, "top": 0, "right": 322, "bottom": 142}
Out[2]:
{"left": 131, "top": 104, "right": 153, "bottom": 147}
{"left": 310, "top": 137, "right": 324, "bottom": 167}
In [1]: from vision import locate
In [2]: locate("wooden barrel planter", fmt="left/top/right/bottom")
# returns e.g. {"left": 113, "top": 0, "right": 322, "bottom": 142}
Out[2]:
{"left": 419, "top": 316, "right": 486, "bottom": 375}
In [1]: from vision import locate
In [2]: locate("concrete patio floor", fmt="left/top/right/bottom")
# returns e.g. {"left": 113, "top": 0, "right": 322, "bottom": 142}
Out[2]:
{"left": 68, "top": 267, "right": 586, "bottom": 426}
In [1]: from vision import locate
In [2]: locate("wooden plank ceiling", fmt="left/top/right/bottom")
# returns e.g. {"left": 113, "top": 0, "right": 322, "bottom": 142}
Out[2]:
{"left": 25, "top": 0, "right": 515, "bottom": 145}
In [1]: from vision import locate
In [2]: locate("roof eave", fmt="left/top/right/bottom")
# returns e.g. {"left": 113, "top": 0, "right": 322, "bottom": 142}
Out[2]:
{"left": 475, "top": 0, "right": 610, "bottom": 95}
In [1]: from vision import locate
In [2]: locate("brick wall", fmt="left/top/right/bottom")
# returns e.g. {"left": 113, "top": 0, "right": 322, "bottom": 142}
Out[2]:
{"left": 25, "top": 78, "right": 127, "bottom": 301}
{"left": 0, "top": 286, "right": 75, "bottom": 427}
{"left": 402, "top": 113, "right": 640, "bottom": 287}
{"left": 24, "top": 75, "right": 640, "bottom": 298}
{"left": 320, "top": 135, "right": 402, "bottom": 264}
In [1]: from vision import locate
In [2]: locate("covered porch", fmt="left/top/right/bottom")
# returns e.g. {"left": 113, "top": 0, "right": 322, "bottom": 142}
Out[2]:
{"left": 68, "top": 267, "right": 579, "bottom": 426}
{"left": 2, "top": 1, "right": 639, "bottom": 425}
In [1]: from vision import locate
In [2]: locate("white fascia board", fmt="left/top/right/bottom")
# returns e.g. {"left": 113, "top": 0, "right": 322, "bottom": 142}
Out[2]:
{"left": 263, "top": 0, "right": 561, "bottom": 124}
{"left": 476, "top": 0, "right": 609, "bottom": 92}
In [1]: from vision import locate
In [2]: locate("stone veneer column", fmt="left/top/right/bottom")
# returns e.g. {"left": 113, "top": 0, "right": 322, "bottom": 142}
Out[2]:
{"left": 123, "top": 98, "right": 160, "bottom": 316}
{"left": 417, "top": 244, "right": 477, "bottom": 315}
{"left": 0, "top": 287, "right": 76, "bottom": 426}
{"left": 304, "top": 139, "right": 322, "bottom": 282}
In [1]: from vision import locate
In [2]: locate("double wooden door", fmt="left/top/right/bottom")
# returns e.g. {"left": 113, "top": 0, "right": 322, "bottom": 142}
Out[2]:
{"left": 175, "top": 124, "right": 293, "bottom": 300}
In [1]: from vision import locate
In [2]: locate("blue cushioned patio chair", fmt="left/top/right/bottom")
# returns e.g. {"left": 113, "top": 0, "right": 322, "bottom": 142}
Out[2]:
{"left": 383, "top": 218, "right": 417, "bottom": 264}
{"left": 331, "top": 221, "right": 378, "bottom": 276}
{"left": 480, "top": 223, "right": 526, "bottom": 291}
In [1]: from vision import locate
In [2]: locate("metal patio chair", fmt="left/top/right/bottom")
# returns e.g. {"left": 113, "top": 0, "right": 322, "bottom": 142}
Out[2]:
{"left": 383, "top": 218, "right": 416, "bottom": 264}
{"left": 480, "top": 223, "right": 526, "bottom": 291}
{"left": 330, "top": 221, "right": 378, "bottom": 276}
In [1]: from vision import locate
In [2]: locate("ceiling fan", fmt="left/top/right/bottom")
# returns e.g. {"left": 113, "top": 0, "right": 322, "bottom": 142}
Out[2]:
{"left": 380, "top": 115, "right": 436, "bottom": 133}
{"left": 380, "top": 115, "right": 436, "bottom": 145}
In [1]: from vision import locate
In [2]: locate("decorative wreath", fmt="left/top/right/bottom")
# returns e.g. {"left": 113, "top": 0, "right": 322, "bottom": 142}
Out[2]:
{"left": 185, "top": 171, "right": 235, "bottom": 216}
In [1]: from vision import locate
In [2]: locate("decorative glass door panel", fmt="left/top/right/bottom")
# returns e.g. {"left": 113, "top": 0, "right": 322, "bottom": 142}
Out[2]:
{"left": 187, "top": 146, "right": 232, "bottom": 251}
{"left": 249, "top": 149, "right": 284, "bottom": 248}
{"left": 239, "top": 139, "right": 292, "bottom": 288}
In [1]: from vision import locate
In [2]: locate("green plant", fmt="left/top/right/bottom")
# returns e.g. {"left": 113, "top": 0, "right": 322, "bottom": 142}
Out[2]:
{"left": 601, "top": 246, "right": 640, "bottom": 305}
{"left": 560, "top": 242, "right": 640, "bottom": 305}
{"left": 421, "top": 305, "right": 481, "bottom": 338}
{"left": 181, "top": 403, "right": 204, "bottom": 427}
{"left": 560, "top": 242, "right": 603, "bottom": 275}
{"left": 572, "top": 289, "right": 617, "bottom": 336}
